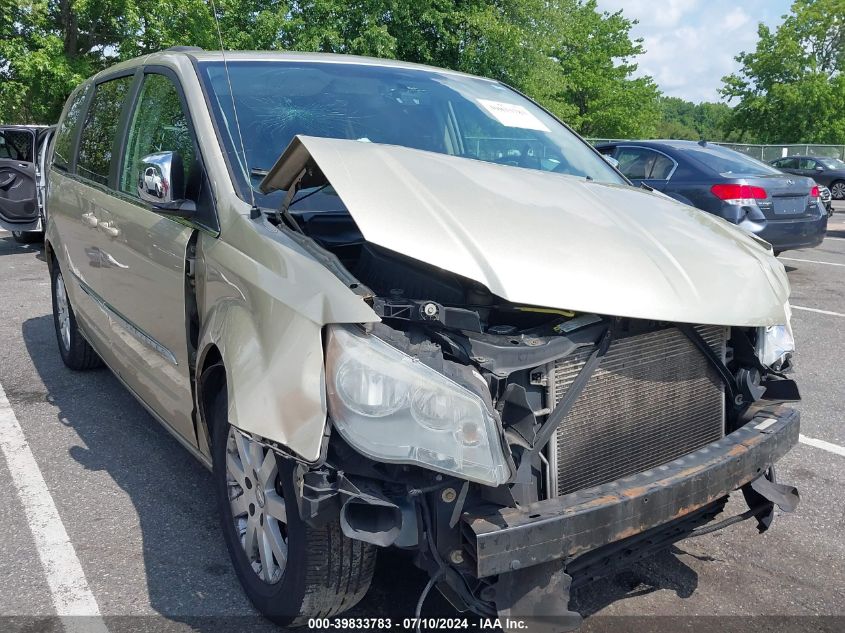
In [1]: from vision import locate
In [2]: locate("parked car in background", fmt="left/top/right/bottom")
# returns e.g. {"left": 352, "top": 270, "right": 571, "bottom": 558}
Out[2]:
{"left": 596, "top": 140, "right": 827, "bottom": 255}
{"left": 770, "top": 155, "right": 845, "bottom": 199}
{"left": 818, "top": 183, "right": 834, "bottom": 216}
{"left": 0, "top": 124, "right": 55, "bottom": 242}
{"left": 44, "top": 50, "right": 802, "bottom": 628}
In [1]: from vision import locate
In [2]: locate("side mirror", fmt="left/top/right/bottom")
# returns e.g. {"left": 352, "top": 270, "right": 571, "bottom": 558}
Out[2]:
{"left": 816, "top": 165, "right": 824, "bottom": 172}
{"left": 137, "top": 151, "right": 195, "bottom": 217}
{"left": 602, "top": 154, "right": 620, "bottom": 169}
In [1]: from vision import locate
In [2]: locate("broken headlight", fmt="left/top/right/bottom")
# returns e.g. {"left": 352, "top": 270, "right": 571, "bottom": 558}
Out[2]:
{"left": 756, "top": 323, "right": 795, "bottom": 370}
{"left": 325, "top": 326, "right": 510, "bottom": 486}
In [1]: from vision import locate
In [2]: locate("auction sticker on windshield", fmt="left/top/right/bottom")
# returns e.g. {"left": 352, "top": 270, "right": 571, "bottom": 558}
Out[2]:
{"left": 477, "top": 98, "right": 550, "bottom": 131}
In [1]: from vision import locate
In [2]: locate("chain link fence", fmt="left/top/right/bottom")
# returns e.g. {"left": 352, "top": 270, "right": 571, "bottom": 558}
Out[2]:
{"left": 714, "top": 143, "right": 845, "bottom": 161}
{"left": 588, "top": 139, "right": 845, "bottom": 162}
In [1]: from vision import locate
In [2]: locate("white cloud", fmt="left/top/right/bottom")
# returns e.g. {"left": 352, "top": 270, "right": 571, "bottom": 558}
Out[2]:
{"left": 596, "top": 0, "right": 790, "bottom": 102}
{"left": 720, "top": 7, "right": 753, "bottom": 31}
{"left": 608, "top": 0, "right": 701, "bottom": 28}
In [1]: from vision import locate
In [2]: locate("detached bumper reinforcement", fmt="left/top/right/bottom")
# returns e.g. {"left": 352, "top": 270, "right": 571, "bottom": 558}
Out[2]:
{"left": 463, "top": 405, "right": 800, "bottom": 578}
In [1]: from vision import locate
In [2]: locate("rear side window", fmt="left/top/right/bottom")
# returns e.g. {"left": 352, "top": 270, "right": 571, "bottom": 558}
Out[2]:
{"left": 0, "top": 129, "right": 35, "bottom": 162}
{"left": 681, "top": 145, "right": 781, "bottom": 177}
{"left": 119, "top": 74, "right": 195, "bottom": 196}
{"left": 820, "top": 157, "right": 845, "bottom": 169}
{"left": 52, "top": 86, "right": 89, "bottom": 171}
{"left": 76, "top": 76, "right": 133, "bottom": 186}
{"left": 775, "top": 157, "right": 798, "bottom": 169}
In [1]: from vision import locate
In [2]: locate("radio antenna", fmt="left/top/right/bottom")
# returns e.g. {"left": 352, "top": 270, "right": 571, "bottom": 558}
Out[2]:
{"left": 208, "top": 0, "right": 256, "bottom": 209}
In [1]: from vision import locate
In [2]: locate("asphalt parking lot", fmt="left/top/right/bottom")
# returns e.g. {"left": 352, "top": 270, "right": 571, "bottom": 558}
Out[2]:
{"left": 0, "top": 211, "right": 844, "bottom": 633}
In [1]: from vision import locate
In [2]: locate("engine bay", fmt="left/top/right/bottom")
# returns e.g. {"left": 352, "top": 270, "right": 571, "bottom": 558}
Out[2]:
{"left": 268, "top": 205, "right": 793, "bottom": 502}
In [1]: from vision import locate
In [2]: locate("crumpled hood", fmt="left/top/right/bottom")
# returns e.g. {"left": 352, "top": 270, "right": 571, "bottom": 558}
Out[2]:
{"left": 261, "top": 136, "right": 790, "bottom": 327}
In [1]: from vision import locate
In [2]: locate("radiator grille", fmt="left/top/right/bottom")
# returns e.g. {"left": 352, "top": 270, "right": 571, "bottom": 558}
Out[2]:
{"left": 548, "top": 325, "right": 727, "bottom": 496}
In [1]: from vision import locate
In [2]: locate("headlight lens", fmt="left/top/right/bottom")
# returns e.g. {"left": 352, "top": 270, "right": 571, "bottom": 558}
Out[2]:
{"left": 326, "top": 326, "right": 511, "bottom": 486}
{"left": 756, "top": 323, "right": 795, "bottom": 369}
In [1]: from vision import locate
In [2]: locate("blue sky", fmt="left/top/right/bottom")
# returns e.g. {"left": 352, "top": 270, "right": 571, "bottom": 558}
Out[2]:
{"left": 595, "top": 0, "right": 793, "bottom": 103}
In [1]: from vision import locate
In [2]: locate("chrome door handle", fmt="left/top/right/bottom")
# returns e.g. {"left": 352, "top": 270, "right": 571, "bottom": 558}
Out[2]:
{"left": 81, "top": 212, "right": 98, "bottom": 228}
{"left": 98, "top": 221, "right": 120, "bottom": 238}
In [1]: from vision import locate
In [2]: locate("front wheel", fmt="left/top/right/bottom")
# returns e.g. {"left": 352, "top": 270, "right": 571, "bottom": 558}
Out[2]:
{"left": 211, "top": 395, "right": 376, "bottom": 625}
{"left": 830, "top": 180, "right": 845, "bottom": 200}
{"left": 50, "top": 264, "right": 102, "bottom": 370}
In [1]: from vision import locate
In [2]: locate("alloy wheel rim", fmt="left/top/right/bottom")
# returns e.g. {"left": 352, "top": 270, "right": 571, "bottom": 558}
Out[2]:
{"left": 55, "top": 272, "right": 71, "bottom": 351}
{"left": 833, "top": 182, "right": 845, "bottom": 199}
{"left": 225, "top": 427, "right": 288, "bottom": 584}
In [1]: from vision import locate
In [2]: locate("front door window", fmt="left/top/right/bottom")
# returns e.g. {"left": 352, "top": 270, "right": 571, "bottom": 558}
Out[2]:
{"left": 119, "top": 74, "right": 195, "bottom": 197}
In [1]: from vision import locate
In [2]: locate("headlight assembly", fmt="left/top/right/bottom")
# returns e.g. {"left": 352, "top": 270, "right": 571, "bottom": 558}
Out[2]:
{"left": 325, "top": 326, "right": 511, "bottom": 486}
{"left": 756, "top": 323, "right": 795, "bottom": 370}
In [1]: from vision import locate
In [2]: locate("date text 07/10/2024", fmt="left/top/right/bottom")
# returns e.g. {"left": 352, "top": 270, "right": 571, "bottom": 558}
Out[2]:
{"left": 307, "top": 618, "right": 528, "bottom": 629}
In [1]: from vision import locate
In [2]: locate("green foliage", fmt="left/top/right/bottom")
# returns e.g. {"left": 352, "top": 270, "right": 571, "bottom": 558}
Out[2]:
{"left": 539, "top": 1, "right": 660, "bottom": 138}
{"left": 722, "top": 0, "right": 845, "bottom": 143}
{"left": 0, "top": 0, "right": 663, "bottom": 139}
{"left": 655, "top": 97, "right": 734, "bottom": 141}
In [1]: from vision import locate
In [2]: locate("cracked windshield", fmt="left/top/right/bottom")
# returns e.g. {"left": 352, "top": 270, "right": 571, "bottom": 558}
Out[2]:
{"left": 199, "top": 60, "right": 624, "bottom": 207}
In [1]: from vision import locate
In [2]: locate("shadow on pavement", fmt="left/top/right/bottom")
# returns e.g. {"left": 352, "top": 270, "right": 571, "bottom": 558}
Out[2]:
{"left": 0, "top": 235, "right": 45, "bottom": 258}
{"left": 571, "top": 546, "right": 700, "bottom": 617}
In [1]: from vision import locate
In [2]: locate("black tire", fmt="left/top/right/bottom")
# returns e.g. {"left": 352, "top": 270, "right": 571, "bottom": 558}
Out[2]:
{"left": 12, "top": 230, "right": 43, "bottom": 244}
{"left": 211, "top": 394, "right": 376, "bottom": 626}
{"left": 50, "top": 262, "right": 103, "bottom": 370}
{"left": 830, "top": 180, "right": 845, "bottom": 200}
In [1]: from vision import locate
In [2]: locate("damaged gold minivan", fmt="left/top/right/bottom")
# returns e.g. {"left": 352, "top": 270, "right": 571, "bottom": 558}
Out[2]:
{"left": 43, "top": 49, "right": 801, "bottom": 629}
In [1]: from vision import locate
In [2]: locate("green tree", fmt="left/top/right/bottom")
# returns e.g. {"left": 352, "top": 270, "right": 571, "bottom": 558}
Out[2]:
{"left": 0, "top": 0, "right": 96, "bottom": 123}
{"left": 721, "top": 0, "right": 845, "bottom": 143}
{"left": 655, "top": 96, "right": 733, "bottom": 141}
{"left": 539, "top": 1, "right": 660, "bottom": 138}
{"left": 1, "top": 0, "right": 661, "bottom": 140}
{"left": 0, "top": 0, "right": 288, "bottom": 122}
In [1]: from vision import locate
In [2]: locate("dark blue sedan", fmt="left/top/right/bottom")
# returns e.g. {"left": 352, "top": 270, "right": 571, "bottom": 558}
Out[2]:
{"left": 596, "top": 140, "right": 828, "bottom": 255}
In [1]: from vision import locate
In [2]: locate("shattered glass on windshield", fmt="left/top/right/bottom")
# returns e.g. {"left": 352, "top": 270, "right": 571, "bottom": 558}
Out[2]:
{"left": 198, "top": 60, "right": 624, "bottom": 206}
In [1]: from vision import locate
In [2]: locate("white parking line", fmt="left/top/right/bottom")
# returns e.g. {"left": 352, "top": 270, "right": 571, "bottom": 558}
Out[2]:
{"left": 781, "top": 256, "right": 845, "bottom": 267}
{"left": 0, "top": 381, "right": 108, "bottom": 632}
{"left": 800, "top": 434, "right": 845, "bottom": 458}
{"left": 792, "top": 305, "right": 845, "bottom": 318}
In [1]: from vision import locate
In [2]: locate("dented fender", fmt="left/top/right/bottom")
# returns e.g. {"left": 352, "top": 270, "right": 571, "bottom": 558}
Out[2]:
{"left": 195, "top": 213, "right": 378, "bottom": 462}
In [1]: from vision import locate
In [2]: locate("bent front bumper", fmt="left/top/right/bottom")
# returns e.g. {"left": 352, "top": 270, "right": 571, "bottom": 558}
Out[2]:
{"left": 463, "top": 405, "right": 799, "bottom": 578}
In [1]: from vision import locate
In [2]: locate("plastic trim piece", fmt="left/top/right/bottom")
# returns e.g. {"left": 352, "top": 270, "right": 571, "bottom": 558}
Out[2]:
{"left": 72, "top": 271, "right": 179, "bottom": 365}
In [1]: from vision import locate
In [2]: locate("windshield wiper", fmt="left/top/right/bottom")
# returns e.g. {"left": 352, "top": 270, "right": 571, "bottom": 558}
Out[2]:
{"left": 250, "top": 167, "right": 269, "bottom": 179}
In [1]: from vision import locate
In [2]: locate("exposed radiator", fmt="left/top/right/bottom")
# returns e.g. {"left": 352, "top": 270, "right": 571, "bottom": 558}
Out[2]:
{"left": 547, "top": 325, "right": 727, "bottom": 497}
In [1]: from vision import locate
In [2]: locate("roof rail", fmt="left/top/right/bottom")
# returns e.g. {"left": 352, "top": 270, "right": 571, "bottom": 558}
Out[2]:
{"left": 163, "top": 46, "right": 204, "bottom": 52}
